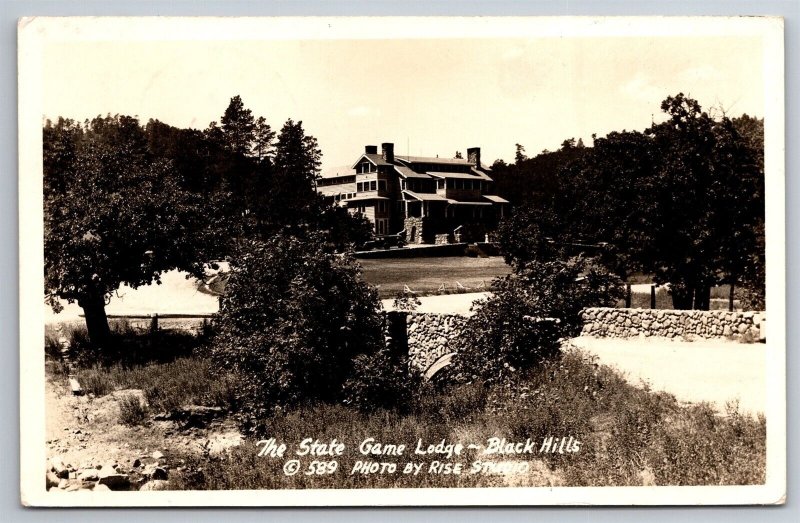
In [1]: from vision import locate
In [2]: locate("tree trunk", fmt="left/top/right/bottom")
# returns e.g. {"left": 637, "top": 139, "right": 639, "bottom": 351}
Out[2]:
{"left": 694, "top": 285, "right": 711, "bottom": 311}
{"left": 670, "top": 284, "right": 694, "bottom": 310}
{"left": 78, "top": 292, "right": 112, "bottom": 348}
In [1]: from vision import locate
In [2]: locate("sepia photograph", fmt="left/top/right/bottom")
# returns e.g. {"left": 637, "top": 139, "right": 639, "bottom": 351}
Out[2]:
{"left": 18, "top": 16, "right": 785, "bottom": 506}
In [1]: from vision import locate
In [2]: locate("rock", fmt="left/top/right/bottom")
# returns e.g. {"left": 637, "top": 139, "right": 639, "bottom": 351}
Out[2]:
{"left": 46, "top": 471, "right": 60, "bottom": 489}
{"left": 78, "top": 469, "right": 99, "bottom": 482}
{"left": 139, "top": 480, "right": 170, "bottom": 491}
{"left": 50, "top": 456, "right": 69, "bottom": 478}
{"left": 132, "top": 458, "right": 142, "bottom": 468}
{"left": 93, "top": 483, "right": 111, "bottom": 492}
{"left": 58, "top": 478, "right": 68, "bottom": 489}
{"left": 151, "top": 450, "right": 165, "bottom": 460}
{"left": 143, "top": 464, "right": 168, "bottom": 480}
{"left": 722, "top": 325, "right": 732, "bottom": 337}
{"left": 97, "top": 468, "right": 130, "bottom": 490}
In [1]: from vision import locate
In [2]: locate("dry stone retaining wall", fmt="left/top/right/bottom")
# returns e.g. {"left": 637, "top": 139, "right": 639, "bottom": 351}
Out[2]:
{"left": 580, "top": 308, "right": 765, "bottom": 342}
{"left": 403, "top": 312, "right": 469, "bottom": 372}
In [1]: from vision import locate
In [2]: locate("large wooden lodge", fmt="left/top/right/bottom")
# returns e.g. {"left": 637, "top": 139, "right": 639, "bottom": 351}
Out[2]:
{"left": 317, "top": 143, "right": 509, "bottom": 244}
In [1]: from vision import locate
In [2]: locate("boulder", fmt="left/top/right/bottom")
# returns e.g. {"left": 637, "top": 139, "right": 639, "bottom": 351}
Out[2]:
{"left": 143, "top": 464, "right": 169, "bottom": 480}
{"left": 77, "top": 469, "right": 99, "bottom": 482}
{"left": 97, "top": 468, "right": 130, "bottom": 490}
{"left": 46, "top": 471, "right": 60, "bottom": 489}
{"left": 139, "top": 480, "right": 170, "bottom": 491}
{"left": 50, "top": 456, "right": 69, "bottom": 478}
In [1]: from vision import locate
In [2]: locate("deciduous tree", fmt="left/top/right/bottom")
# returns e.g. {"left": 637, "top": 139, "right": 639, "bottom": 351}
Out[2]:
{"left": 44, "top": 115, "right": 211, "bottom": 346}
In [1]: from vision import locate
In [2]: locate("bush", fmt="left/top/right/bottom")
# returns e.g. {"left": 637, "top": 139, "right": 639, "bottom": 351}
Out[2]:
{"left": 342, "top": 347, "right": 417, "bottom": 412}
{"left": 450, "top": 256, "right": 623, "bottom": 384}
{"left": 118, "top": 394, "right": 149, "bottom": 426}
{"left": 78, "top": 367, "right": 116, "bottom": 396}
{"left": 210, "top": 233, "right": 391, "bottom": 435}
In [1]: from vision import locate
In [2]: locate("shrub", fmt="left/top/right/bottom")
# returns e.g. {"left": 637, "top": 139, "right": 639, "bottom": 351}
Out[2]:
{"left": 450, "top": 256, "right": 623, "bottom": 384}
{"left": 210, "top": 233, "right": 389, "bottom": 435}
{"left": 118, "top": 394, "right": 149, "bottom": 426}
{"left": 342, "top": 347, "right": 417, "bottom": 412}
{"left": 78, "top": 366, "right": 116, "bottom": 396}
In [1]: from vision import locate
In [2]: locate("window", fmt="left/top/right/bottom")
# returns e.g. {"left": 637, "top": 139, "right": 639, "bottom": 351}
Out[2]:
{"left": 357, "top": 182, "right": 363, "bottom": 192}
{"left": 437, "top": 179, "right": 444, "bottom": 189}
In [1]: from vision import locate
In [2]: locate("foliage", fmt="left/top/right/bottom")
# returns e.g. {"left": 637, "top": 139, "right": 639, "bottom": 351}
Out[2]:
{"left": 209, "top": 232, "right": 388, "bottom": 435}
{"left": 169, "top": 349, "right": 765, "bottom": 490}
{"left": 449, "top": 257, "right": 623, "bottom": 384}
{"left": 497, "top": 94, "right": 765, "bottom": 310}
{"left": 73, "top": 356, "right": 238, "bottom": 412}
{"left": 43, "top": 115, "right": 215, "bottom": 345}
{"left": 392, "top": 291, "right": 421, "bottom": 312}
{"left": 118, "top": 394, "right": 150, "bottom": 426}
{"left": 342, "top": 347, "right": 418, "bottom": 413}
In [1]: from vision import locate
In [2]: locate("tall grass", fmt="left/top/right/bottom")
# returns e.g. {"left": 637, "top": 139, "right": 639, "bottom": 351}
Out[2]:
{"left": 170, "top": 348, "right": 765, "bottom": 490}
{"left": 73, "top": 357, "right": 238, "bottom": 412}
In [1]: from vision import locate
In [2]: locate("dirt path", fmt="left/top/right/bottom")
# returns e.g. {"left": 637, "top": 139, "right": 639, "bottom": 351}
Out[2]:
{"left": 45, "top": 377, "right": 242, "bottom": 491}
{"left": 571, "top": 337, "right": 766, "bottom": 415}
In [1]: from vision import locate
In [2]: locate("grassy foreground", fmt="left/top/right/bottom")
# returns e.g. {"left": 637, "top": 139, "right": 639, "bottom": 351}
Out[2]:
{"left": 46, "top": 320, "right": 765, "bottom": 489}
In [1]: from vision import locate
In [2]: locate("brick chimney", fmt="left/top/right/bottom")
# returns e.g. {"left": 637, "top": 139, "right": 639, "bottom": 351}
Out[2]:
{"left": 365, "top": 145, "right": 378, "bottom": 154}
{"left": 381, "top": 142, "right": 395, "bottom": 163}
{"left": 467, "top": 147, "right": 481, "bottom": 169}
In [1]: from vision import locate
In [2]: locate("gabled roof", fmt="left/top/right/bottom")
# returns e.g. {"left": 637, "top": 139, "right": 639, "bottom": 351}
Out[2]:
{"left": 394, "top": 166, "right": 431, "bottom": 179}
{"left": 402, "top": 190, "right": 450, "bottom": 202}
{"left": 426, "top": 171, "right": 486, "bottom": 180}
{"left": 470, "top": 168, "right": 493, "bottom": 181}
{"left": 483, "top": 194, "right": 510, "bottom": 204}
{"left": 350, "top": 153, "right": 392, "bottom": 169}
{"left": 343, "top": 195, "right": 390, "bottom": 203}
{"left": 395, "top": 155, "right": 472, "bottom": 166}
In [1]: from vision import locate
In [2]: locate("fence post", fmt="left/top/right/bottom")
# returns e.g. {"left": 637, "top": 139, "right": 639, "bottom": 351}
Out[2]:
{"left": 729, "top": 283, "right": 735, "bottom": 312}
{"left": 625, "top": 284, "right": 631, "bottom": 308}
{"left": 650, "top": 285, "right": 656, "bottom": 309}
{"left": 150, "top": 313, "right": 159, "bottom": 334}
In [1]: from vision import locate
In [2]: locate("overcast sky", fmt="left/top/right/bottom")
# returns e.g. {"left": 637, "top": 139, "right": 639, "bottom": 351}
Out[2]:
{"left": 43, "top": 35, "right": 764, "bottom": 175}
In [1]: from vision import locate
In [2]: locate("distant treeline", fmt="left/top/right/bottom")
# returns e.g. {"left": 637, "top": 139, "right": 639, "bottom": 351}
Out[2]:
{"left": 491, "top": 94, "right": 765, "bottom": 310}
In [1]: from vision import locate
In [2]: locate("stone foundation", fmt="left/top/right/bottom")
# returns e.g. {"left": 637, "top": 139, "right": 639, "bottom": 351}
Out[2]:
{"left": 580, "top": 308, "right": 765, "bottom": 342}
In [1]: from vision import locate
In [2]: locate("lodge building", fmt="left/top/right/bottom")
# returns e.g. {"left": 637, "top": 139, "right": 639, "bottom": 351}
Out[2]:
{"left": 317, "top": 143, "right": 509, "bottom": 244}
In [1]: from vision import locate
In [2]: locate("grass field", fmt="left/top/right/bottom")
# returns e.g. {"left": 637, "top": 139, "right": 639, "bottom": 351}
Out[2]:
{"left": 359, "top": 256, "right": 511, "bottom": 298}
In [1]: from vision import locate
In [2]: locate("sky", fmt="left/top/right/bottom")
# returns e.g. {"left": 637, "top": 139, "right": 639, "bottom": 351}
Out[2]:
{"left": 42, "top": 35, "right": 765, "bottom": 175}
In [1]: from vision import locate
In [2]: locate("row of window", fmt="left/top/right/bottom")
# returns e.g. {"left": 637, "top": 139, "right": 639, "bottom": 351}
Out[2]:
{"left": 352, "top": 201, "right": 389, "bottom": 214}
{"left": 401, "top": 179, "right": 483, "bottom": 191}
{"left": 357, "top": 180, "right": 387, "bottom": 192}
{"left": 441, "top": 179, "right": 482, "bottom": 190}
{"left": 332, "top": 193, "right": 356, "bottom": 201}
{"left": 358, "top": 162, "right": 377, "bottom": 173}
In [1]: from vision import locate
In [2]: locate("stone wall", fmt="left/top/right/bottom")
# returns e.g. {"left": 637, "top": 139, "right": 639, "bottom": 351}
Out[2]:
{"left": 402, "top": 312, "right": 469, "bottom": 372}
{"left": 580, "top": 308, "right": 765, "bottom": 342}
{"left": 403, "top": 217, "right": 427, "bottom": 244}
{"left": 434, "top": 233, "right": 453, "bottom": 245}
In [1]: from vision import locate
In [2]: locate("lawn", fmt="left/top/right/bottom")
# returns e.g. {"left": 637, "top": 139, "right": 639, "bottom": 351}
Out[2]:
{"left": 359, "top": 256, "right": 511, "bottom": 298}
